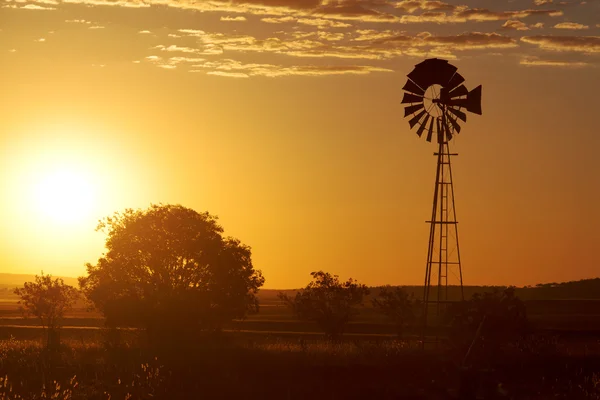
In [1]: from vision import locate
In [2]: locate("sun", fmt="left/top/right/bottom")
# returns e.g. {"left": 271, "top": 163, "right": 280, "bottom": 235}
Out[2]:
{"left": 33, "top": 168, "right": 96, "bottom": 225}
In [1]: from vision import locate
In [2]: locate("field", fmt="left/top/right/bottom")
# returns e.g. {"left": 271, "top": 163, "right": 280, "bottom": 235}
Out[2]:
{"left": 1, "top": 289, "right": 600, "bottom": 399}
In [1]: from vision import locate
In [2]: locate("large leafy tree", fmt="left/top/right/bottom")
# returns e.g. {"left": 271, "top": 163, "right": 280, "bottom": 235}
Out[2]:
{"left": 14, "top": 273, "right": 79, "bottom": 348}
{"left": 279, "top": 271, "right": 370, "bottom": 340}
{"left": 79, "top": 204, "right": 265, "bottom": 341}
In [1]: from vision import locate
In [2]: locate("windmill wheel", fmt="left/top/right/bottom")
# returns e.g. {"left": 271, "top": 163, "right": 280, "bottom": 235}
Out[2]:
{"left": 402, "top": 58, "right": 482, "bottom": 144}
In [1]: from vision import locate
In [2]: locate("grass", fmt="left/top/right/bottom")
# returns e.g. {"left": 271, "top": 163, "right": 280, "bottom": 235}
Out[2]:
{"left": 0, "top": 329, "right": 597, "bottom": 399}
{"left": 1, "top": 298, "right": 600, "bottom": 398}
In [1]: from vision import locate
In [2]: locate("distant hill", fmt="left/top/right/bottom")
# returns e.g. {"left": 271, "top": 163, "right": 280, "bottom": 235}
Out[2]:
{"left": 0, "top": 273, "right": 79, "bottom": 289}
{"left": 259, "top": 277, "right": 600, "bottom": 302}
{"left": 1, "top": 272, "right": 599, "bottom": 302}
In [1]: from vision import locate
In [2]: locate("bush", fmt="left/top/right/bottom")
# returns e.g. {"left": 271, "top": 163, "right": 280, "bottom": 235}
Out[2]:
{"left": 279, "top": 271, "right": 370, "bottom": 340}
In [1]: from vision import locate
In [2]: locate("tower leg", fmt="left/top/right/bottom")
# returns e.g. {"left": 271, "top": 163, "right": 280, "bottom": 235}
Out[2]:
{"left": 421, "top": 140, "right": 463, "bottom": 349}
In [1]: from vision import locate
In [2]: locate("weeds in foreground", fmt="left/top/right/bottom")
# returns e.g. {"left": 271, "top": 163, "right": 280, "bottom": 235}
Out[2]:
{"left": 0, "top": 335, "right": 597, "bottom": 399}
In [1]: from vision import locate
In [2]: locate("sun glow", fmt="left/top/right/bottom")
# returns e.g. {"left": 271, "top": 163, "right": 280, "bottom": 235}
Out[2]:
{"left": 32, "top": 168, "right": 96, "bottom": 225}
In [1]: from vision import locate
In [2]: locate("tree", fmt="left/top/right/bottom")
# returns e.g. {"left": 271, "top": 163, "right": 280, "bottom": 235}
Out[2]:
{"left": 78, "top": 204, "right": 265, "bottom": 345}
{"left": 279, "top": 271, "right": 369, "bottom": 340}
{"left": 14, "top": 272, "right": 79, "bottom": 349}
{"left": 446, "top": 287, "right": 528, "bottom": 358}
{"left": 372, "top": 286, "right": 419, "bottom": 338}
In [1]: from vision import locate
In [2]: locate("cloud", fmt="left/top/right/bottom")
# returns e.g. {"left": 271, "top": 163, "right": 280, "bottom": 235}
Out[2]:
{"left": 533, "top": 0, "right": 553, "bottom": 4}
{"left": 66, "top": 19, "right": 92, "bottom": 23}
{"left": 454, "top": 8, "right": 563, "bottom": 22}
{"left": 170, "top": 28, "right": 519, "bottom": 62}
{"left": 89, "top": 25, "right": 105, "bottom": 29}
{"left": 317, "top": 31, "right": 345, "bottom": 41}
{"left": 502, "top": 20, "right": 530, "bottom": 30}
{"left": 138, "top": 30, "right": 152, "bottom": 33}
{"left": 36, "top": 38, "right": 46, "bottom": 42}
{"left": 296, "top": 18, "right": 351, "bottom": 28}
{"left": 553, "top": 22, "right": 589, "bottom": 29}
{"left": 531, "top": 22, "right": 545, "bottom": 28}
{"left": 521, "top": 35, "right": 600, "bottom": 52}
{"left": 520, "top": 58, "right": 590, "bottom": 67}
{"left": 221, "top": 16, "right": 247, "bottom": 21}
{"left": 154, "top": 44, "right": 204, "bottom": 54}
{"left": 207, "top": 71, "right": 250, "bottom": 78}
{"left": 261, "top": 16, "right": 295, "bottom": 23}
{"left": 394, "top": 0, "right": 461, "bottom": 13}
{"left": 397, "top": 7, "right": 563, "bottom": 24}
{"left": 191, "top": 58, "right": 393, "bottom": 77}
{"left": 21, "top": 4, "right": 56, "bottom": 9}
{"left": 422, "top": 32, "right": 518, "bottom": 50}
{"left": 9, "top": 49, "right": 17, "bottom": 52}
{"left": 352, "top": 29, "right": 399, "bottom": 41}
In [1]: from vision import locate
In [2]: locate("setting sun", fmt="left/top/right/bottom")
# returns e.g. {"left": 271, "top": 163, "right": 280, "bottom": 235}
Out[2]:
{"left": 32, "top": 168, "right": 95, "bottom": 225}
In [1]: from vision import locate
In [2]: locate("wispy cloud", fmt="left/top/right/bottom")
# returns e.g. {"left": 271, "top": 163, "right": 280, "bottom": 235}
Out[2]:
{"left": 502, "top": 20, "right": 530, "bottom": 31}
{"left": 191, "top": 59, "right": 393, "bottom": 78}
{"left": 521, "top": 35, "right": 600, "bottom": 53}
{"left": 553, "top": 22, "right": 589, "bottom": 29}
{"left": 221, "top": 16, "right": 246, "bottom": 22}
{"left": 520, "top": 57, "right": 590, "bottom": 67}
{"left": 21, "top": 4, "right": 56, "bottom": 10}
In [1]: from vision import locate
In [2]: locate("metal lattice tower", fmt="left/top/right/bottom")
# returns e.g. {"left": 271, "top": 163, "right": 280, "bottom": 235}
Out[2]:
{"left": 400, "top": 58, "right": 482, "bottom": 347}
{"left": 422, "top": 138, "right": 463, "bottom": 344}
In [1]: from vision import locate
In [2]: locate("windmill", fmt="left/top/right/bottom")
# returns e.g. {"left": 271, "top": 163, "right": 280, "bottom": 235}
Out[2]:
{"left": 401, "top": 58, "right": 482, "bottom": 345}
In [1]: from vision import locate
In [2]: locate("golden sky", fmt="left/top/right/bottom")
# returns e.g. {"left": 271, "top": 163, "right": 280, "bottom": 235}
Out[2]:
{"left": 1, "top": 0, "right": 599, "bottom": 288}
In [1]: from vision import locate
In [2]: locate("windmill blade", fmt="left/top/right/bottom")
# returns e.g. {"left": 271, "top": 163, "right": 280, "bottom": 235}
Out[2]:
{"left": 446, "top": 72, "right": 464, "bottom": 91}
{"left": 404, "top": 103, "right": 424, "bottom": 117}
{"left": 417, "top": 114, "right": 430, "bottom": 137}
{"left": 448, "top": 106, "right": 467, "bottom": 122}
{"left": 447, "top": 113, "right": 461, "bottom": 134}
{"left": 448, "top": 84, "right": 468, "bottom": 99}
{"left": 426, "top": 117, "right": 434, "bottom": 142}
{"left": 402, "top": 93, "right": 424, "bottom": 104}
{"left": 402, "top": 80, "right": 425, "bottom": 96}
{"left": 443, "top": 116, "right": 453, "bottom": 142}
{"left": 409, "top": 110, "right": 427, "bottom": 129}
{"left": 448, "top": 98, "right": 467, "bottom": 108}
{"left": 408, "top": 58, "right": 456, "bottom": 89}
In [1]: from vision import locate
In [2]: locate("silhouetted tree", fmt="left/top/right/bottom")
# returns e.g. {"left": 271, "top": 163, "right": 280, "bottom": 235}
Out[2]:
{"left": 279, "top": 271, "right": 369, "bottom": 340}
{"left": 447, "top": 287, "right": 527, "bottom": 358}
{"left": 79, "top": 204, "right": 265, "bottom": 346}
{"left": 372, "top": 286, "right": 419, "bottom": 338}
{"left": 14, "top": 272, "right": 79, "bottom": 349}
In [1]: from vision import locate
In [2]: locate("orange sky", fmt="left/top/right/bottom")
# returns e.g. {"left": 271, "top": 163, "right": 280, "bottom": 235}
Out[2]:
{"left": 1, "top": 0, "right": 599, "bottom": 288}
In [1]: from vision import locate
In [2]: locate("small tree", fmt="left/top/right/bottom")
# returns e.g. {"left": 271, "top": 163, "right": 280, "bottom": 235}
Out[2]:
{"left": 14, "top": 272, "right": 79, "bottom": 349}
{"left": 446, "top": 287, "right": 528, "bottom": 359}
{"left": 279, "top": 271, "right": 370, "bottom": 340}
{"left": 372, "top": 286, "right": 419, "bottom": 338}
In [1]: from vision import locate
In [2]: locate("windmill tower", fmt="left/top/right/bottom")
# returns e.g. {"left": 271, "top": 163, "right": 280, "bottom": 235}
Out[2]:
{"left": 401, "top": 58, "right": 482, "bottom": 345}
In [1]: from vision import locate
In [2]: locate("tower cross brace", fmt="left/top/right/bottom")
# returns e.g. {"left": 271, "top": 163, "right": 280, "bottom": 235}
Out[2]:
{"left": 421, "top": 139, "right": 464, "bottom": 346}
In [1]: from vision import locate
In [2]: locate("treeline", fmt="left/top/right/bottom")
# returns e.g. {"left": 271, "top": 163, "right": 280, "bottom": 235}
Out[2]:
{"left": 261, "top": 278, "right": 600, "bottom": 303}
